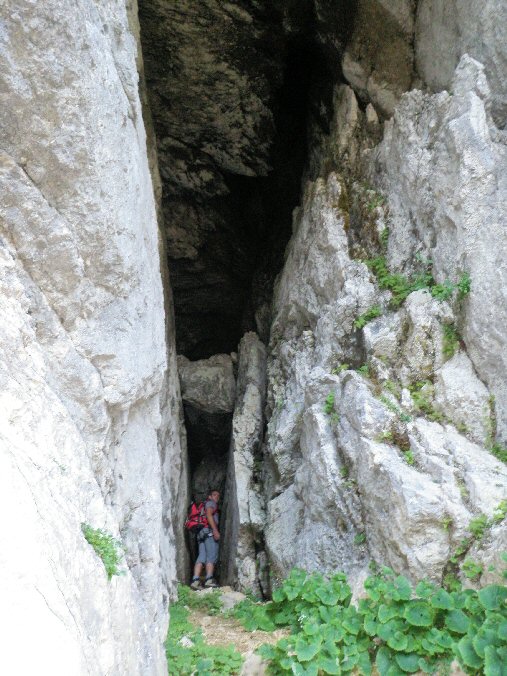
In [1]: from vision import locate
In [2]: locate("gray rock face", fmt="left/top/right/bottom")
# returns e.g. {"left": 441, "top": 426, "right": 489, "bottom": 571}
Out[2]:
{"left": 222, "top": 332, "right": 267, "bottom": 592}
{"left": 264, "top": 70, "right": 507, "bottom": 585}
{"left": 178, "top": 353, "right": 236, "bottom": 507}
{"left": 0, "top": 1, "right": 174, "bottom": 674}
{"left": 373, "top": 55, "right": 507, "bottom": 442}
{"left": 342, "top": 0, "right": 415, "bottom": 116}
{"left": 415, "top": 0, "right": 507, "bottom": 126}
{"left": 178, "top": 354, "right": 236, "bottom": 414}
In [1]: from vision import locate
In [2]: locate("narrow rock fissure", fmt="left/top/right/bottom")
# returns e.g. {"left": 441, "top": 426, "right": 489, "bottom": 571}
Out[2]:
{"left": 138, "top": 2, "right": 349, "bottom": 589}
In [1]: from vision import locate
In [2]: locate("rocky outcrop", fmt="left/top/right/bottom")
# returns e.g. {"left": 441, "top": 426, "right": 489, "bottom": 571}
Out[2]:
{"left": 263, "top": 62, "right": 507, "bottom": 586}
{"left": 222, "top": 332, "right": 267, "bottom": 593}
{"left": 415, "top": 0, "right": 507, "bottom": 126}
{"left": 0, "top": 1, "right": 175, "bottom": 674}
{"left": 341, "top": 0, "right": 415, "bottom": 116}
{"left": 373, "top": 55, "right": 507, "bottom": 441}
{"left": 178, "top": 353, "right": 236, "bottom": 504}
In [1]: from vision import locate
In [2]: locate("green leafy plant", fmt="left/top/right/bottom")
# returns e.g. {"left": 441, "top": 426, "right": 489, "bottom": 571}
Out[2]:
{"left": 383, "top": 380, "right": 401, "bottom": 400}
{"left": 354, "top": 532, "right": 367, "bottom": 545}
{"left": 442, "top": 323, "right": 461, "bottom": 359}
{"left": 364, "top": 256, "right": 471, "bottom": 310}
{"left": 81, "top": 523, "right": 124, "bottom": 580}
{"left": 357, "top": 363, "right": 370, "bottom": 377}
{"left": 235, "top": 566, "right": 507, "bottom": 676}
{"left": 376, "top": 430, "right": 394, "bottom": 443}
{"left": 380, "top": 227, "right": 389, "bottom": 250}
{"left": 457, "top": 272, "right": 471, "bottom": 299}
{"left": 469, "top": 514, "right": 489, "bottom": 540}
{"left": 431, "top": 280, "right": 456, "bottom": 301}
{"left": 324, "top": 393, "right": 340, "bottom": 423}
{"left": 177, "top": 585, "right": 223, "bottom": 616}
{"left": 409, "top": 381, "right": 435, "bottom": 416}
{"left": 403, "top": 449, "right": 415, "bottom": 465}
{"left": 491, "top": 443, "right": 507, "bottom": 464}
{"left": 354, "top": 306, "right": 382, "bottom": 330}
{"left": 379, "top": 394, "right": 412, "bottom": 423}
{"left": 462, "top": 559, "right": 484, "bottom": 581}
{"left": 166, "top": 588, "right": 242, "bottom": 675}
{"left": 366, "top": 191, "right": 386, "bottom": 212}
{"left": 331, "top": 363, "right": 349, "bottom": 375}
{"left": 441, "top": 516, "right": 454, "bottom": 531}
{"left": 324, "top": 393, "right": 335, "bottom": 415}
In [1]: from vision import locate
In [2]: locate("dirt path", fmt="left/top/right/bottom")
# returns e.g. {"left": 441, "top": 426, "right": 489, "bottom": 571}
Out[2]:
{"left": 188, "top": 588, "right": 287, "bottom": 660}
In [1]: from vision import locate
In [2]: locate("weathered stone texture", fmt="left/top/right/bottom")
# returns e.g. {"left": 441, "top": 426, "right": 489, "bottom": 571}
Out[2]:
{"left": 264, "top": 66, "right": 507, "bottom": 585}
{"left": 222, "top": 332, "right": 267, "bottom": 592}
{"left": 416, "top": 0, "right": 507, "bottom": 126}
{"left": 0, "top": 1, "right": 174, "bottom": 674}
{"left": 373, "top": 55, "right": 507, "bottom": 441}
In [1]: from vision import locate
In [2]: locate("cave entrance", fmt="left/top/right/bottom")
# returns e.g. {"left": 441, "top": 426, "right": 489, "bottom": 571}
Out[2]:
{"left": 138, "top": 0, "right": 351, "bottom": 587}
{"left": 177, "top": 353, "right": 236, "bottom": 583}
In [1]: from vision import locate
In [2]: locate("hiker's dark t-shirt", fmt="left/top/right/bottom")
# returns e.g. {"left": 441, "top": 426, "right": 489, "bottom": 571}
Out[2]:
{"left": 205, "top": 499, "right": 218, "bottom": 528}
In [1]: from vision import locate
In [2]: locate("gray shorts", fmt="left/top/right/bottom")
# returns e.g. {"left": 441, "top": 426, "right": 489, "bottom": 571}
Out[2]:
{"left": 196, "top": 529, "right": 219, "bottom": 565}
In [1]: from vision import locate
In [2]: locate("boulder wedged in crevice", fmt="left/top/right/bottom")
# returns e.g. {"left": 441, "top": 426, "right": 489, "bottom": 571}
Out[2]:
{"left": 221, "top": 332, "right": 268, "bottom": 593}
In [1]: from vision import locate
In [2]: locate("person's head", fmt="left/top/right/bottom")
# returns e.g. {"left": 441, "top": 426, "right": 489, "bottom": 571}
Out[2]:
{"left": 208, "top": 489, "right": 220, "bottom": 503}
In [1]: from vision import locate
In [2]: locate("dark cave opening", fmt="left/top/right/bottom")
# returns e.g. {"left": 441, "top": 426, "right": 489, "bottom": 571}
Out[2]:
{"left": 164, "top": 32, "right": 337, "bottom": 360}
{"left": 138, "top": 0, "right": 356, "bottom": 584}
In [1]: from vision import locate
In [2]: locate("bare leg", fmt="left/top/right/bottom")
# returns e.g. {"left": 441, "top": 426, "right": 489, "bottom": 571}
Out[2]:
{"left": 193, "top": 562, "right": 203, "bottom": 579}
{"left": 205, "top": 562, "right": 214, "bottom": 579}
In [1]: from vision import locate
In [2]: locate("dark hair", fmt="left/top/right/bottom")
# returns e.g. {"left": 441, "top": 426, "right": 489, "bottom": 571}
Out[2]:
{"left": 208, "top": 488, "right": 220, "bottom": 495}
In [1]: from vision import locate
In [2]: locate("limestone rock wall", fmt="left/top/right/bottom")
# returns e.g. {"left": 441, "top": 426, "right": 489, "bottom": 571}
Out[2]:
{"left": 0, "top": 1, "right": 178, "bottom": 673}
{"left": 264, "top": 53, "right": 507, "bottom": 588}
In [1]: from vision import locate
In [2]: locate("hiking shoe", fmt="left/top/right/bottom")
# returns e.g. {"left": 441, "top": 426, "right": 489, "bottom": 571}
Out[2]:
{"left": 190, "top": 578, "right": 201, "bottom": 590}
{"left": 204, "top": 577, "right": 219, "bottom": 588}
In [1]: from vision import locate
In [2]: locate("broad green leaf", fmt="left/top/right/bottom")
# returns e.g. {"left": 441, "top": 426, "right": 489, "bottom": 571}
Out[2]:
{"left": 394, "top": 576, "right": 412, "bottom": 601}
{"left": 473, "top": 628, "right": 499, "bottom": 659}
{"left": 279, "top": 655, "right": 294, "bottom": 669}
{"left": 415, "top": 580, "right": 436, "bottom": 599}
{"left": 498, "top": 620, "right": 507, "bottom": 641}
{"left": 295, "top": 636, "right": 321, "bottom": 662}
{"left": 395, "top": 652, "right": 421, "bottom": 673}
{"left": 292, "top": 660, "right": 319, "bottom": 676}
{"left": 357, "top": 650, "right": 372, "bottom": 676}
{"left": 376, "top": 647, "right": 397, "bottom": 676}
{"left": 434, "top": 630, "right": 454, "bottom": 649}
{"left": 303, "top": 622, "right": 320, "bottom": 636}
{"left": 342, "top": 614, "right": 362, "bottom": 635}
{"left": 317, "top": 587, "right": 340, "bottom": 606}
{"left": 445, "top": 609, "right": 470, "bottom": 634}
{"left": 272, "top": 587, "right": 285, "bottom": 603}
{"left": 341, "top": 653, "right": 359, "bottom": 672}
{"left": 404, "top": 601, "right": 434, "bottom": 627}
{"left": 378, "top": 603, "right": 401, "bottom": 623}
{"left": 319, "top": 606, "right": 335, "bottom": 623}
{"left": 364, "top": 616, "right": 378, "bottom": 636}
{"left": 478, "top": 585, "right": 507, "bottom": 611}
{"left": 430, "top": 589, "right": 453, "bottom": 610}
{"left": 387, "top": 631, "right": 408, "bottom": 652}
{"left": 317, "top": 654, "right": 341, "bottom": 675}
{"left": 484, "top": 645, "right": 507, "bottom": 676}
{"left": 377, "top": 618, "right": 405, "bottom": 642}
{"left": 417, "top": 657, "right": 435, "bottom": 673}
{"left": 457, "top": 636, "right": 483, "bottom": 669}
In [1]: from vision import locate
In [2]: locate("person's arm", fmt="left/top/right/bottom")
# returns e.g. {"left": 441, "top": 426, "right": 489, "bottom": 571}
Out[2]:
{"left": 206, "top": 504, "right": 220, "bottom": 540}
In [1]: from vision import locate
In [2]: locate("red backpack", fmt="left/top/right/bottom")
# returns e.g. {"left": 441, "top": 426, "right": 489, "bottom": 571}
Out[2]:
{"left": 184, "top": 501, "right": 208, "bottom": 533}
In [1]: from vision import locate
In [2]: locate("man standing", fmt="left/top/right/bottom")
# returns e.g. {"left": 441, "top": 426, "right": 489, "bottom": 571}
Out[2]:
{"left": 190, "top": 489, "right": 220, "bottom": 589}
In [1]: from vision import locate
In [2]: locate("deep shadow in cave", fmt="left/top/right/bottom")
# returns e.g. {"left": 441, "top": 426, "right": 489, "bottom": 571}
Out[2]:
{"left": 178, "top": 36, "right": 338, "bottom": 581}
{"left": 170, "top": 32, "right": 337, "bottom": 360}
{"left": 138, "top": 0, "right": 356, "bottom": 584}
